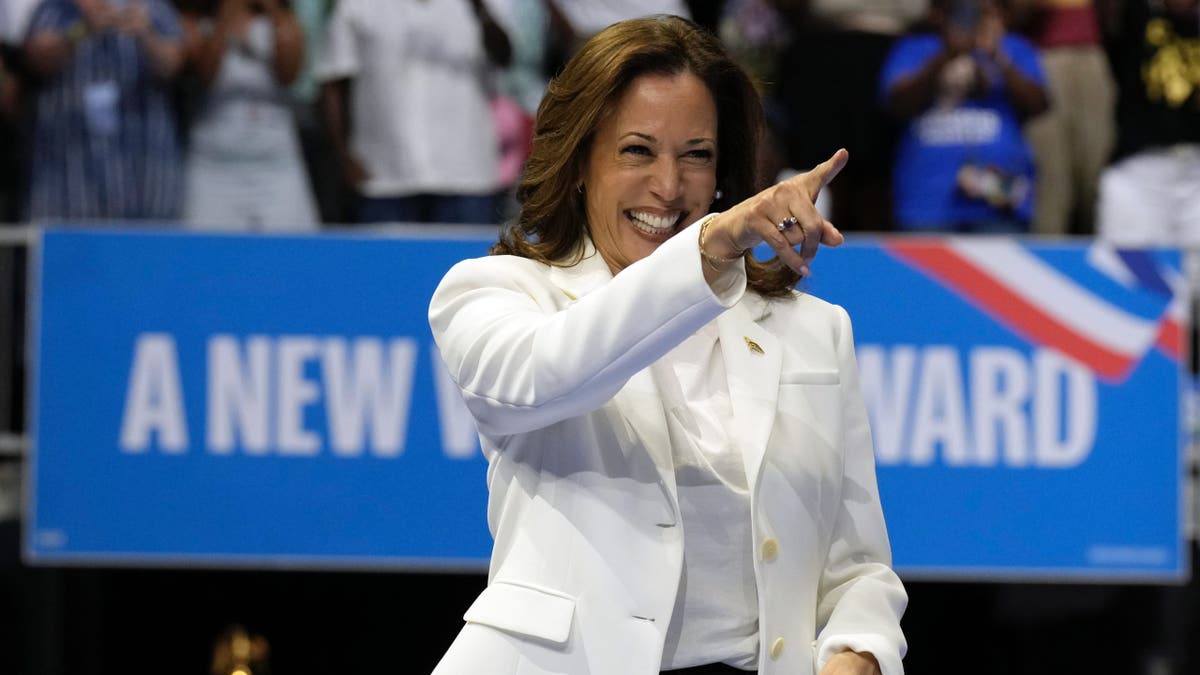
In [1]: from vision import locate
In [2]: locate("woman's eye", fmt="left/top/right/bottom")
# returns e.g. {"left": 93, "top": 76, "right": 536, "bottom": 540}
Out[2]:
{"left": 621, "top": 144, "right": 653, "bottom": 156}
{"left": 685, "top": 149, "right": 715, "bottom": 161}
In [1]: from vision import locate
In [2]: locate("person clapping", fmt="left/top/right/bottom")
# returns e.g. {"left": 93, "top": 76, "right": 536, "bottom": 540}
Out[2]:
{"left": 24, "top": 0, "right": 186, "bottom": 220}
{"left": 179, "top": 0, "right": 318, "bottom": 230}
{"left": 881, "top": 0, "right": 1049, "bottom": 233}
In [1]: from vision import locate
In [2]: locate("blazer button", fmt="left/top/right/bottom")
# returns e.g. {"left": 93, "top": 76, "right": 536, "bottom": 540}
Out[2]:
{"left": 770, "top": 637, "right": 785, "bottom": 659}
{"left": 760, "top": 538, "right": 779, "bottom": 562}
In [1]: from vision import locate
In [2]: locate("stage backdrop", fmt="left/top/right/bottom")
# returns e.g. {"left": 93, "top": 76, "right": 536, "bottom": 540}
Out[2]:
{"left": 27, "top": 227, "right": 1189, "bottom": 581}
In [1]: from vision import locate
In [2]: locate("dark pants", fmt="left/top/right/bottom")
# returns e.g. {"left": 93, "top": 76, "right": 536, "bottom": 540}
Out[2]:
{"left": 357, "top": 193, "right": 499, "bottom": 225}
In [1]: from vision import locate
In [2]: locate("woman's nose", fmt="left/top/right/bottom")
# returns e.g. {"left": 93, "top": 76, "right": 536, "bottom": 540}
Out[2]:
{"left": 649, "top": 158, "right": 683, "bottom": 202}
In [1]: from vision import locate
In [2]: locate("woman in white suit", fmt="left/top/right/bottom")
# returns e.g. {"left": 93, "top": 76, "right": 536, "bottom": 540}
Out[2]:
{"left": 429, "top": 15, "right": 906, "bottom": 675}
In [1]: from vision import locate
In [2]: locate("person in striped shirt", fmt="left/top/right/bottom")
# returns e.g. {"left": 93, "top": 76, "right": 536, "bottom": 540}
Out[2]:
{"left": 23, "top": 0, "right": 185, "bottom": 221}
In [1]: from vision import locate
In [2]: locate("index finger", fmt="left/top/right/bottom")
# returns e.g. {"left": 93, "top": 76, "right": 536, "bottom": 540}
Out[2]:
{"left": 805, "top": 148, "right": 849, "bottom": 198}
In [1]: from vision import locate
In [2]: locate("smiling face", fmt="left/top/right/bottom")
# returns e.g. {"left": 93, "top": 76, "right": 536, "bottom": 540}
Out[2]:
{"left": 582, "top": 71, "right": 719, "bottom": 273}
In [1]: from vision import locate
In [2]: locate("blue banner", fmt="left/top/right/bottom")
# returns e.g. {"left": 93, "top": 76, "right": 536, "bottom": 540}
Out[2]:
{"left": 805, "top": 237, "right": 1187, "bottom": 581}
{"left": 28, "top": 228, "right": 1188, "bottom": 580}
{"left": 30, "top": 227, "right": 496, "bottom": 569}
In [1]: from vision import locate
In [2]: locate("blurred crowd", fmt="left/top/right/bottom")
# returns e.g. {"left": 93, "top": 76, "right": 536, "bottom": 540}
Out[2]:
{"left": 0, "top": 0, "right": 1196, "bottom": 239}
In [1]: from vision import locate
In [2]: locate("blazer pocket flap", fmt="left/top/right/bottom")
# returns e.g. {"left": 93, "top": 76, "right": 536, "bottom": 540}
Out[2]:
{"left": 780, "top": 370, "right": 839, "bottom": 385}
{"left": 463, "top": 580, "right": 576, "bottom": 645}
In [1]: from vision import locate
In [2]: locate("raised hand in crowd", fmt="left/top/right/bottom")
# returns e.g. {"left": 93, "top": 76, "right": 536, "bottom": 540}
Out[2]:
{"left": 122, "top": 1, "right": 184, "bottom": 78}
{"left": 116, "top": 2, "right": 155, "bottom": 40}
{"left": 886, "top": 0, "right": 1046, "bottom": 118}
{"left": 185, "top": 0, "right": 303, "bottom": 86}
{"left": 75, "top": 0, "right": 119, "bottom": 32}
{"left": 969, "top": 0, "right": 1047, "bottom": 117}
{"left": 26, "top": 0, "right": 181, "bottom": 79}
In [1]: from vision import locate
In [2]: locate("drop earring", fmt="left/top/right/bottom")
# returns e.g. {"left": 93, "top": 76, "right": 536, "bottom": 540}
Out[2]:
{"left": 712, "top": 189, "right": 723, "bottom": 203}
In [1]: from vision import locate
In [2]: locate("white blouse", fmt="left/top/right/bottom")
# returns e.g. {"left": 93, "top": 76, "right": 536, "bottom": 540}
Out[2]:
{"left": 659, "top": 319, "right": 759, "bottom": 671}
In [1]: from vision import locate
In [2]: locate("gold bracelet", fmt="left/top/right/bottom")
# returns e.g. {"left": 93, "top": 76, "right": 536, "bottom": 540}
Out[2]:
{"left": 698, "top": 216, "right": 743, "bottom": 271}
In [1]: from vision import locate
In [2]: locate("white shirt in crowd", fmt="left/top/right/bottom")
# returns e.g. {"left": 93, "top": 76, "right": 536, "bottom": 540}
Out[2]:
{"left": 315, "top": 0, "right": 500, "bottom": 198}
{"left": 1, "top": 0, "right": 40, "bottom": 44}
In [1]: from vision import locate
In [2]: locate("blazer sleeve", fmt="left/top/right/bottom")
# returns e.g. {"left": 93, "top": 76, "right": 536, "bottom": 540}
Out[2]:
{"left": 428, "top": 221, "right": 746, "bottom": 437}
{"left": 814, "top": 305, "right": 909, "bottom": 675}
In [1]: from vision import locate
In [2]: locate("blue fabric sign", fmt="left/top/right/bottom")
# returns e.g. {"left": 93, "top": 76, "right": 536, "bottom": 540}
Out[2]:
{"left": 29, "top": 229, "right": 1187, "bottom": 580}
{"left": 805, "top": 236, "right": 1187, "bottom": 581}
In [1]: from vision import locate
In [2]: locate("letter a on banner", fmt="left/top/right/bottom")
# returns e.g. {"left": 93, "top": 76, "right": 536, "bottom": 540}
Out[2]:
{"left": 119, "top": 333, "right": 189, "bottom": 453}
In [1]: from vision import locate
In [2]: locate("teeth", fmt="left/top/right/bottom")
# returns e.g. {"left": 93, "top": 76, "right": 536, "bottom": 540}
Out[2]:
{"left": 628, "top": 210, "right": 681, "bottom": 234}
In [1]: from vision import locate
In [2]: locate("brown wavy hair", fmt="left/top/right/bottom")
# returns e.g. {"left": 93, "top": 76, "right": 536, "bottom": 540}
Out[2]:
{"left": 490, "top": 14, "right": 800, "bottom": 296}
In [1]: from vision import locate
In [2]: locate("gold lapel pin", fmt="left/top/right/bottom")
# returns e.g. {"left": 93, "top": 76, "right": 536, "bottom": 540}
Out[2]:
{"left": 744, "top": 336, "right": 764, "bottom": 354}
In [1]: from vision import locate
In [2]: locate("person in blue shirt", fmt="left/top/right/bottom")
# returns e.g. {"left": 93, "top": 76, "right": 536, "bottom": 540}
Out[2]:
{"left": 880, "top": 0, "right": 1048, "bottom": 232}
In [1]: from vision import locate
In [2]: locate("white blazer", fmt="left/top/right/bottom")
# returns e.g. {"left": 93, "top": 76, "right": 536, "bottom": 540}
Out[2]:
{"left": 428, "top": 221, "right": 907, "bottom": 675}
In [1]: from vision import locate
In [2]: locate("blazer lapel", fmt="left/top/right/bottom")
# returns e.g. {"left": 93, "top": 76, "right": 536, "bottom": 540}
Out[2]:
{"left": 717, "top": 296, "right": 781, "bottom": 488}
{"left": 547, "top": 241, "right": 680, "bottom": 509}
{"left": 612, "top": 366, "right": 679, "bottom": 510}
